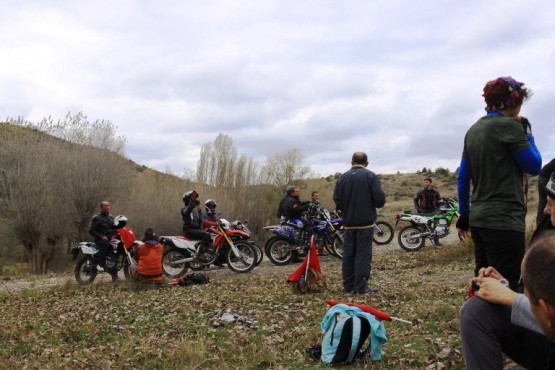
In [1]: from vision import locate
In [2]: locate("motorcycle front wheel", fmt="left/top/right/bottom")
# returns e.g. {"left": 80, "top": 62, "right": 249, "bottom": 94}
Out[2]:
{"left": 74, "top": 255, "right": 97, "bottom": 285}
{"left": 249, "top": 241, "right": 264, "bottom": 266}
{"left": 264, "top": 236, "right": 295, "bottom": 266}
{"left": 162, "top": 250, "right": 189, "bottom": 278}
{"left": 226, "top": 241, "right": 256, "bottom": 273}
{"left": 398, "top": 226, "right": 425, "bottom": 251}
{"left": 373, "top": 221, "right": 394, "bottom": 245}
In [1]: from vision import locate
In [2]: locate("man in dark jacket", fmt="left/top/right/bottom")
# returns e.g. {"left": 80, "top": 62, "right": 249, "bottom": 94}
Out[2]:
{"left": 282, "top": 187, "right": 311, "bottom": 220}
{"left": 414, "top": 177, "right": 440, "bottom": 213}
{"left": 333, "top": 152, "right": 386, "bottom": 294}
{"left": 89, "top": 200, "right": 115, "bottom": 272}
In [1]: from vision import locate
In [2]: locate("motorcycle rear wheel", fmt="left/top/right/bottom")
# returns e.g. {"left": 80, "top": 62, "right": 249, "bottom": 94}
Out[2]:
{"left": 226, "top": 241, "right": 256, "bottom": 273}
{"left": 74, "top": 255, "right": 97, "bottom": 285}
{"left": 373, "top": 221, "right": 394, "bottom": 245}
{"left": 162, "top": 250, "right": 189, "bottom": 278}
{"left": 332, "top": 233, "right": 344, "bottom": 259}
{"left": 398, "top": 226, "right": 425, "bottom": 251}
{"left": 265, "top": 236, "right": 295, "bottom": 265}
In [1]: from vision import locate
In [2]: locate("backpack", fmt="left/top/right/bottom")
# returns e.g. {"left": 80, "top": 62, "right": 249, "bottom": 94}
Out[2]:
{"left": 175, "top": 272, "right": 210, "bottom": 286}
{"left": 320, "top": 304, "right": 387, "bottom": 364}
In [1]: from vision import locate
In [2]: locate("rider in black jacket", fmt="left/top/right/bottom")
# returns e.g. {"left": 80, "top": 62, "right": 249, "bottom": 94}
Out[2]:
{"left": 89, "top": 201, "right": 115, "bottom": 272}
{"left": 181, "top": 191, "right": 212, "bottom": 261}
{"left": 282, "top": 186, "right": 311, "bottom": 219}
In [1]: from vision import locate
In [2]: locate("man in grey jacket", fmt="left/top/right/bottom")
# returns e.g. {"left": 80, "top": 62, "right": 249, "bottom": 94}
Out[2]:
{"left": 459, "top": 177, "right": 555, "bottom": 369}
{"left": 333, "top": 152, "right": 386, "bottom": 294}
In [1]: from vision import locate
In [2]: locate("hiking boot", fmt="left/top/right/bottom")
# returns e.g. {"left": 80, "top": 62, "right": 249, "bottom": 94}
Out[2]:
{"left": 355, "top": 286, "right": 379, "bottom": 294}
{"left": 433, "top": 238, "right": 442, "bottom": 247}
{"left": 96, "top": 265, "right": 105, "bottom": 272}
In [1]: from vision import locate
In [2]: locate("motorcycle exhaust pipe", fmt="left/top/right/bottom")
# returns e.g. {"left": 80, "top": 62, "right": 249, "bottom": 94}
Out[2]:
{"left": 173, "top": 257, "right": 194, "bottom": 265}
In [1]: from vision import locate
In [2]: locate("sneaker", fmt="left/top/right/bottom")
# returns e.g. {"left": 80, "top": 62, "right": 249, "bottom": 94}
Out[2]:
{"left": 96, "top": 265, "right": 104, "bottom": 272}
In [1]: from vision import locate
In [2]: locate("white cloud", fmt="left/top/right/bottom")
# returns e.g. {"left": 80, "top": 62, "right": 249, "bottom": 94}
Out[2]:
{"left": 1, "top": 0, "right": 553, "bottom": 180}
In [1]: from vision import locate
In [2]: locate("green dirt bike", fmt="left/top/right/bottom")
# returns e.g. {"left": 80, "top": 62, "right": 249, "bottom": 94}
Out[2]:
{"left": 394, "top": 198, "right": 459, "bottom": 252}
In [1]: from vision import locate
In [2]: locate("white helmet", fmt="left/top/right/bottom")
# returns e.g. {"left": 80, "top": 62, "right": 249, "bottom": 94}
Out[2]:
{"left": 114, "top": 215, "right": 128, "bottom": 228}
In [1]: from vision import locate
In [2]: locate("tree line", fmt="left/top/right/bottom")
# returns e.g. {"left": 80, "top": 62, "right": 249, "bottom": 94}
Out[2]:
{"left": 0, "top": 113, "right": 315, "bottom": 274}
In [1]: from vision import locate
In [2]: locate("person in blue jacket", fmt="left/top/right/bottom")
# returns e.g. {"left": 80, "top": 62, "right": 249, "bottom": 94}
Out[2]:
{"left": 456, "top": 76, "right": 541, "bottom": 292}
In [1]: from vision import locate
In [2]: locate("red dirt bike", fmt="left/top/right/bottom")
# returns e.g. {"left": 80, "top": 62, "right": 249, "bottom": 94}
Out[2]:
{"left": 160, "top": 218, "right": 257, "bottom": 278}
{"left": 72, "top": 215, "right": 138, "bottom": 284}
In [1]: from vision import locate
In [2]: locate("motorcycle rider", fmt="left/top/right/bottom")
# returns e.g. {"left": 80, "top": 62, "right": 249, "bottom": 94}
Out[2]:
{"left": 89, "top": 200, "right": 115, "bottom": 273}
{"left": 181, "top": 191, "right": 212, "bottom": 262}
{"left": 414, "top": 177, "right": 442, "bottom": 246}
{"left": 282, "top": 186, "right": 311, "bottom": 228}
{"left": 277, "top": 186, "right": 295, "bottom": 222}
{"left": 203, "top": 199, "right": 219, "bottom": 226}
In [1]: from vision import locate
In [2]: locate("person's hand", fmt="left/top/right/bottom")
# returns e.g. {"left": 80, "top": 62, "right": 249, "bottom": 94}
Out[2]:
{"left": 473, "top": 276, "right": 516, "bottom": 306}
{"left": 101, "top": 236, "right": 108, "bottom": 240}
{"left": 477, "top": 266, "right": 504, "bottom": 280}
{"left": 456, "top": 214, "right": 470, "bottom": 239}
{"left": 517, "top": 116, "right": 532, "bottom": 134}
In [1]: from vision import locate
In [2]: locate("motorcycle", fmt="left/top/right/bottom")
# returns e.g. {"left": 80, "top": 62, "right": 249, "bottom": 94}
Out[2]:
{"left": 230, "top": 220, "right": 263, "bottom": 266}
{"left": 72, "top": 215, "right": 138, "bottom": 285}
{"left": 395, "top": 198, "right": 459, "bottom": 251}
{"left": 160, "top": 218, "right": 257, "bottom": 278}
{"left": 263, "top": 203, "right": 344, "bottom": 265}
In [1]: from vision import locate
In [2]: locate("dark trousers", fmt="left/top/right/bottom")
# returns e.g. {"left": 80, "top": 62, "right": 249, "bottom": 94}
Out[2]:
{"left": 183, "top": 228, "right": 211, "bottom": 250}
{"left": 470, "top": 227, "right": 524, "bottom": 291}
{"left": 342, "top": 228, "right": 373, "bottom": 293}
{"left": 460, "top": 297, "right": 552, "bottom": 369}
{"left": 96, "top": 239, "right": 111, "bottom": 268}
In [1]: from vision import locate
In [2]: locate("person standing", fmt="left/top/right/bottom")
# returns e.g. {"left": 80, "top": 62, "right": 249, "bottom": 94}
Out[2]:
{"left": 89, "top": 200, "right": 115, "bottom": 272}
{"left": 414, "top": 177, "right": 442, "bottom": 246}
{"left": 456, "top": 76, "right": 541, "bottom": 291}
{"left": 181, "top": 191, "right": 212, "bottom": 262}
{"left": 333, "top": 152, "right": 386, "bottom": 294}
{"left": 414, "top": 177, "right": 440, "bottom": 213}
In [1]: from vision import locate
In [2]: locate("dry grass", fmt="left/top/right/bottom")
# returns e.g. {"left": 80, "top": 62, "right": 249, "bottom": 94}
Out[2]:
{"left": 0, "top": 238, "right": 477, "bottom": 369}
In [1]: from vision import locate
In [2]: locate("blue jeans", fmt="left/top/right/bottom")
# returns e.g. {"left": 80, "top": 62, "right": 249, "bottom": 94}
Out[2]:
{"left": 342, "top": 228, "right": 374, "bottom": 293}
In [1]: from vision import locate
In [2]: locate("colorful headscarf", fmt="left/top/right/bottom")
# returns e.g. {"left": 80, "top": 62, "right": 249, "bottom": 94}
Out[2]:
{"left": 482, "top": 76, "right": 526, "bottom": 111}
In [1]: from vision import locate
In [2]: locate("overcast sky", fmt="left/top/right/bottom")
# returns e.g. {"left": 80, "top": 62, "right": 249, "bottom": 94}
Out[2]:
{"left": 1, "top": 1, "right": 554, "bottom": 177}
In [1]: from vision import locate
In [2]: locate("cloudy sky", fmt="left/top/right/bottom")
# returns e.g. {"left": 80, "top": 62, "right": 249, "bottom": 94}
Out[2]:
{"left": 1, "top": 0, "right": 554, "bottom": 177}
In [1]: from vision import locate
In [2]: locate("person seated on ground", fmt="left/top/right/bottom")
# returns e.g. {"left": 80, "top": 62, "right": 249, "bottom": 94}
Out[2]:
{"left": 134, "top": 228, "right": 163, "bottom": 284}
{"left": 460, "top": 233, "right": 555, "bottom": 369}
{"left": 181, "top": 190, "right": 212, "bottom": 261}
{"left": 459, "top": 176, "right": 555, "bottom": 369}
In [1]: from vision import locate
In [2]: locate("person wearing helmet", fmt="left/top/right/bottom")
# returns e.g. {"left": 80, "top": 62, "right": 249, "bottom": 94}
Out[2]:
{"left": 204, "top": 199, "right": 218, "bottom": 224}
{"left": 456, "top": 76, "right": 541, "bottom": 292}
{"left": 282, "top": 186, "right": 311, "bottom": 220}
{"left": 181, "top": 191, "right": 212, "bottom": 261}
{"left": 89, "top": 200, "right": 115, "bottom": 272}
{"left": 277, "top": 186, "right": 296, "bottom": 222}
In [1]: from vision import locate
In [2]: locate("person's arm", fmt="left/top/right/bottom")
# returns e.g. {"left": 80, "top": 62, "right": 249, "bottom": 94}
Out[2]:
{"left": 89, "top": 215, "right": 102, "bottom": 239}
{"left": 182, "top": 201, "right": 195, "bottom": 218}
{"left": 456, "top": 157, "right": 471, "bottom": 238}
{"left": 370, "top": 174, "right": 386, "bottom": 208}
{"left": 513, "top": 136, "right": 541, "bottom": 175}
{"left": 511, "top": 294, "right": 543, "bottom": 334}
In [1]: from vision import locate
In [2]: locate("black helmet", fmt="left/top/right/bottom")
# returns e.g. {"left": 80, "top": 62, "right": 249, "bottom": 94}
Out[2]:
{"left": 286, "top": 185, "right": 296, "bottom": 196}
{"left": 182, "top": 190, "right": 199, "bottom": 205}
{"left": 205, "top": 199, "right": 217, "bottom": 214}
{"left": 547, "top": 173, "right": 555, "bottom": 200}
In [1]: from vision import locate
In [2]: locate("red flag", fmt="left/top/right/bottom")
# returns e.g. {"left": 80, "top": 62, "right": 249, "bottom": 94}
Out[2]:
{"left": 287, "top": 237, "right": 322, "bottom": 283}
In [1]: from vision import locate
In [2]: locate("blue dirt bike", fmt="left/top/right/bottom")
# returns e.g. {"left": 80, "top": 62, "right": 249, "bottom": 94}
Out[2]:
{"left": 263, "top": 203, "right": 344, "bottom": 265}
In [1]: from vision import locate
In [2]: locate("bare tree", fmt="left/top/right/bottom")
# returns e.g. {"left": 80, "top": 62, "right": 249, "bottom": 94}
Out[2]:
{"left": 263, "top": 148, "right": 313, "bottom": 188}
